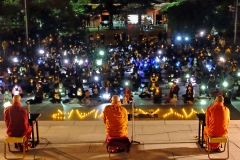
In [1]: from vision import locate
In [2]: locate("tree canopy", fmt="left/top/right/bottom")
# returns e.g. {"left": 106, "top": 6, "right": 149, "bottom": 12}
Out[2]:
{"left": 0, "top": 0, "right": 91, "bottom": 38}
{"left": 162, "top": 0, "right": 233, "bottom": 36}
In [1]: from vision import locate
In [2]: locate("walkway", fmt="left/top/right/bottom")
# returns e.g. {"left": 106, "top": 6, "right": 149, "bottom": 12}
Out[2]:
{"left": 0, "top": 120, "right": 239, "bottom": 160}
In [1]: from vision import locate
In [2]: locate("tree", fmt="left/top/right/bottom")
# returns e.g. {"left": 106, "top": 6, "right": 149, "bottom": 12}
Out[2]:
{"left": 0, "top": 0, "right": 91, "bottom": 39}
{"left": 162, "top": 0, "right": 232, "bottom": 36}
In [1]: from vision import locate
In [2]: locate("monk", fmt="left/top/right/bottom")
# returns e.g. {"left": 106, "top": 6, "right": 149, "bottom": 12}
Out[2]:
{"left": 204, "top": 95, "right": 230, "bottom": 151}
{"left": 4, "top": 95, "right": 32, "bottom": 151}
{"left": 102, "top": 95, "right": 128, "bottom": 137}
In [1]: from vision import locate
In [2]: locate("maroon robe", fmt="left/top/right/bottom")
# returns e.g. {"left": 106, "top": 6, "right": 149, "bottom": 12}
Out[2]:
{"left": 4, "top": 102, "right": 32, "bottom": 139}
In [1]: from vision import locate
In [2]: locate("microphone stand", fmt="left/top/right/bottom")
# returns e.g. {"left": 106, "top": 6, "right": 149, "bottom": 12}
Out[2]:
{"left": 27, "top": 102, "right": 31, "bottom": 119}
{"left": 131, "top": 101, "right": 140, "bottom": 144}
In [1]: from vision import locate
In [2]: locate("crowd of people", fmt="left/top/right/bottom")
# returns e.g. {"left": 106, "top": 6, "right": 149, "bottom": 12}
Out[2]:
{"left": 0, "top": 30, "right": 239, "bottom": 106}
{"left": 1, "top": 29, "right": 234, "bottom": 154}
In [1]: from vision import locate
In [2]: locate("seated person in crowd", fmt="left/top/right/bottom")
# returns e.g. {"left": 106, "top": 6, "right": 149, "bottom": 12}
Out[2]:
{"left": 183, "top": 83, "right": 194, "bottom": 104}
{"left": 69, "top": 83, "right": 78, "bottom": 99}
{"left": 41, "top": 78, "right": 50, "bottom": 98}
{"left": 122, "top": 94, "right": 130, "bottom": 104}
{"left": 124, "top": 87, "right": 133, "bottom": 100}
{"left": 170, "top": 82, "right": 180, "bottom": 98}
{"left": 26, "top": 79, "right": 36, "bottom": 96}
{"left": 4, "top": 95, "right": 32, "bottom": 151}
{"left": 49, "top": 87, "right": 61, "bottom": 103}
{"left": 91, "top": 83, "right": 100, "bottom": 98}
{"left": 26, "top": 83, "right": 43, "bottom": 104}
{"left": 58, "top": 83, "right": 66, "bottom": 97}
{"left": 76, "top": 87, "right": 85, "bottom": 102}
{"left": 102, "top": 95, "right": 128, "bottom": 137}
{"left": 11, "top": 84, "right": 23, "bottom": 97}
{"left": 204, "top": 95, "right": 230, "bottom": 152}
{"left": 4, "top": 89, "right": 12, "bottom": 103}
{"left": 0, "top": 84, "right": 4, "bottom": 101}
{"left": 100, "top": 87, "right": 112, "bottom": 102}
{"left": 153, "top": 84, "right": 162, "bottom": 104}
{"left": 139, "top": 86, "right": 151, "bottom": 98}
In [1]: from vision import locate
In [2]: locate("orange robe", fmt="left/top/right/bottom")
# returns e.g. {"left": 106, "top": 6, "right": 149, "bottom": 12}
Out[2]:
{"left": 204, "top": 102, "right": 230, "bottom": 149}
{"left": 102, "top": 104, "right": 128, "bottom": 137}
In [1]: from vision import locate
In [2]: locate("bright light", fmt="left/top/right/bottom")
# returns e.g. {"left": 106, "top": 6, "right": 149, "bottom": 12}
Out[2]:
{"left": 64, "top": 59, "right": 68, "bottom": 64}
{"left": 186, "top": 74, "right": 190, "bottom": 78}
{"left": 103, "top": 93, "right": 110, "bottom": 99}
{"left": 155, "top": 57, "right": 160, "bottom": 62}
{"left": 219, "top": 57, "right": 225, "bottom": 62}
{"left": 201, "top": 85, "right": 206, "bottom": 90}
{"left": 79, "top": 59, "right": 83, "bottom": 65}
{"left": 128, "top": 15, "right": 138, "bottom": 24}
{"left": 119, "top": 95, "right": 123, "bottom": 99}
{"left": 158, "top": 50, "right": 162, "bottom": 54}
{"left": 99, "top": 50, "right": 104, "bottom": 56}
{"left": 39, "top": 49, "right": 44, "bottom": 54}
{"left": 125, "top": 81, "right": 129, "bottom": 86}
{"left": 177, "top": 36, "right": 181, "bottom": 41}
{"left": 200, "top": 31, "right": 204, "bottom": 36}
{"left": 7, "top": 68, "right": 11, "bottom": 74}
{"left": 94, "top": 76, "right": 99, "bottom": 81}
{"left": 4, "top": 101, "right": 11, "bottom": 108}
{"left": 162, "top": 57, "right": 167, "bottom": 62}
{"left": 238, "top": 72, "right": 240, "bottom": 77}
{"left": 63, "top": 51, "right": 67, "bottom": 56}
{"left": 14, "top": 91, "right": 19, "bottom": 95}
{"left": 96, "top": 59, "right": 102, "bottom": 66}
{"left": 200, "top": 100, "right": 207, "bottom": 105}
{"left": 13, "top": 57, "right": 18, "bottom": 63}
{"left": 46, "top": 54, "right": 49, "bottom": 57}
{"left": 223, "top": 81, "right": 228, "bottom": 87}
{"left": 185, "top": 37, "right": 189, "bottom": 41}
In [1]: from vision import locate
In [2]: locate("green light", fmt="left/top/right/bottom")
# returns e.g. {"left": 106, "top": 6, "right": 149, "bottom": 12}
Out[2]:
{"left": 201, "top": 85, "right": 206, "bottom": 90}
{"left": 99, "top": 50, "right": 104, "bottom": 56}
{"left": 96, "top": 59, "right": 102, "bottom": 66}
{"left": 125, "top": 82, "right": 129, "bottom": 86}
{"left": 223, "top": 81, "right": 228, "bottom": 87}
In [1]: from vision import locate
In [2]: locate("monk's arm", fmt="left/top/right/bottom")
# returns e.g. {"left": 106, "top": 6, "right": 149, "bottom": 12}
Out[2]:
{"left": 205, "top": 107, "right": 210, "bottom": 127}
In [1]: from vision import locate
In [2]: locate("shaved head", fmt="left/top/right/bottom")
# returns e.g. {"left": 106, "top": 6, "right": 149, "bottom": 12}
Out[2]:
{"left": 12, "top": 95, "right": 21, "bottom": 103}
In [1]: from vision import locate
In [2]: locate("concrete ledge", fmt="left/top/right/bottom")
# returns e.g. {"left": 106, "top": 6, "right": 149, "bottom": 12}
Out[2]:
{"left": 0, "top": 120, "right": 240, "bottom": 160}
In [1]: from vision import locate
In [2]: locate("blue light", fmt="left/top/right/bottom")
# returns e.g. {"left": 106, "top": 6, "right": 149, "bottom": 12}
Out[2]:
{"left": 177, "top": 36, "right": 181, "bottom": 41}
{"left": 176, "top": 61, "right": 180, "bottom": 67}
{"left": 185, "top": 37, "right": 189, "bottom": 41}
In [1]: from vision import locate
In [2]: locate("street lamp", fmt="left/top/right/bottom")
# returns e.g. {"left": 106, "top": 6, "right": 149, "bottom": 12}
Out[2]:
{"left": 234, "top": 0, "right": 239, "bottom": 44}
{"left": 24, "top": 0, "right": 28, "bottom": 43}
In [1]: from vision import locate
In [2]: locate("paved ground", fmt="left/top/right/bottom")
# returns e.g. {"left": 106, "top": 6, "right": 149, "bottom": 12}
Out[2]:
{"left": 0, "top": 120, "right": 239, "bottom": 160}
{"left": 1, "top": 80, "right": 240, "bottom": 121}
{"left": 0, "top": 25, "right": 240, "bottom": 159}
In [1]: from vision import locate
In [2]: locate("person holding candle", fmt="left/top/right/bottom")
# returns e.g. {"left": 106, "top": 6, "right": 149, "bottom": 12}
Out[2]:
{"left": 153, "top": 84, "right": 162, "bottom": 104}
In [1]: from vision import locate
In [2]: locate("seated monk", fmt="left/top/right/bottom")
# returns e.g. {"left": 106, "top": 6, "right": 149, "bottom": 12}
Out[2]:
{"left": 4, "top": 95, "right": 32, "bottom": 151}
{"left": 102, "top": 95, "right": 128, "bottom": 137}
{"left": 204, "top": 95, "right": 230, "bottom": 151}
